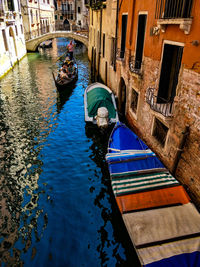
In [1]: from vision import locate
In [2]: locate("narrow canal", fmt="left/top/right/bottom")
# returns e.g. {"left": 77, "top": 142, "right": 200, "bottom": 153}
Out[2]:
{"left": 0, "top": 38, "right": 139, "bottom": 266}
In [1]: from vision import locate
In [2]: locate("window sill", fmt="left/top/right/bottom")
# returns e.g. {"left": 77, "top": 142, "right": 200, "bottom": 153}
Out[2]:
{"left": 157, "top": 18, "right": 193, "bottom": 34}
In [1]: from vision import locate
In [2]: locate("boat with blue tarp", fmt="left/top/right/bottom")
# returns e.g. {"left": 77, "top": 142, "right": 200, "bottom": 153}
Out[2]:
{"left": 106, "top": 122, "right": 200, "bottom": 266}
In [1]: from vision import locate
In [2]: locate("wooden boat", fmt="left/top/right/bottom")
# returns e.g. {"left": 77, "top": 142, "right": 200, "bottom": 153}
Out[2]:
{"left": 84, "top": 82, "right": 119, "bottom": 128}
{"left": 106, "top": 122, "right": 200, "bottom": 267}
{"left": 52, "top": 61, "right": 78, "bottom": 91}
{"left": 39, "top": 40, "right": 52, "bottom": 48}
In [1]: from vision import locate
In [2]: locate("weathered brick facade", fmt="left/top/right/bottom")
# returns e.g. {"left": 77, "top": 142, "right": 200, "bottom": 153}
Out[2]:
{"left": 88, "top": 0, "right": 200, "bottom": 206}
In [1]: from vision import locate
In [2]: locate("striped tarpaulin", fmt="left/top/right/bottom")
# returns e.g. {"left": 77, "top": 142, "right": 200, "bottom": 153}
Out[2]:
{"left": 111, "top": 171, "right": 179, "bottom": 196}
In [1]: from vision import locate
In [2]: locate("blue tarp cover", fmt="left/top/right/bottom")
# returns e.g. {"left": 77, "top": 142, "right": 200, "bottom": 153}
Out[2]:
{"left": 107, "top": 122, "right": 164, "bottom": 174}
{"left": 146, "top": 251, "right": 200, "bottom": 267}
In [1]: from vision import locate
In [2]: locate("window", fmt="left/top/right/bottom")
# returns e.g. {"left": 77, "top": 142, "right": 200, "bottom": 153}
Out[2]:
{"left": 60, "top": 16, "right": 63, "bottom": 20}
{"left": 135, "top": 14, "right": 147, "bottom": 70}
{"left": 30, "top": 9, "right": 33, "bottom": 24}
{"left": 110, "top": 37, "right": 115, "bottom": 66}
{"left": 78, "top": 6, "right": 81, "bottom": 13}
{"left": 15, "top": 25, "right": 18, "bottom": 36}
{"left": 158, "top": 44, "right": 183, "bottom": 103}
{"left": 120, "top": 14, "right": 128, "bottom": 58}
{"left": 2, "top": 30, "right": 8, "bottom": 51}
{"left": 153, "top": 118, "right": 168, "bottom": 147}
{"left": 102, "top": 33, "right": 105, "bottom": 58}
{"left": 21, "top": 24, "right": 23, "bottom": 34}
{"left": 131, "top": 89, "right": 138, "bottom": 114}
{"left": 7, "top": 0, "right": 15, "bottom": 11}
{"left": 55, "top": 15, "right": 57, "bottom": 20}
{"left": 155, "top": 0, "right": 193, "bottom": 19}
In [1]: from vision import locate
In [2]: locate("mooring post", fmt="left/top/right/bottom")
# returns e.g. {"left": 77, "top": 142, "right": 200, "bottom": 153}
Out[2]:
{"left": 172, "top": 125, "right": 190, "bottom": 176}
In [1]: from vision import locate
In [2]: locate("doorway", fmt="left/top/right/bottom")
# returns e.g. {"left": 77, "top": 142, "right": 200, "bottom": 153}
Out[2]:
{"left": 158, "top": 44, "right": 183, "bottom": 103}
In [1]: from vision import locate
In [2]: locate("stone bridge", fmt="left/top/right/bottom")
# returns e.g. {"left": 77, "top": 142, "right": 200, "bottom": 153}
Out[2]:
{"left": 26, "top": 31, "right": 88, "bottom": 52}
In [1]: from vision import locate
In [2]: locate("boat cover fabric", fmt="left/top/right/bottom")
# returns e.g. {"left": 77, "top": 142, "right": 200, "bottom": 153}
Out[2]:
{"left": 122, "top": 203, "right": 200, "bottom": 247}
{"left": 116, "top": 185, "right": 190, "bottom": 213}
{"left": 106, "top": 122, "right": 164, "bottom": 174}
{"left": 107, "top": 156, "right": 164, "bottom": 175}
{"left": 111, "top": 171, "right": 179, "bottom": 195}
{"left": 87, "top": 87, "right": 116, "bottom": 119}
{"left": 138, "top": 237, "right": 200, "bottom": 266}
{"left": 108, "top": 122, "right": 148, "bottom": 151}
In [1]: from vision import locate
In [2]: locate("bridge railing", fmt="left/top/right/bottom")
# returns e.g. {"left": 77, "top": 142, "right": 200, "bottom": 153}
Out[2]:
{"left": 25, "top": 24, "right": 88, "bottom": 41}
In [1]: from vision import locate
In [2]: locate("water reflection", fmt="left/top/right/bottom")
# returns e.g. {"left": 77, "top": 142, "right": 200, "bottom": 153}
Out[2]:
{"left": 0, "top": 36, "right": 64, "bottom": 262}
{"left": 85, "top": 125, "right": 140, "bottom": 266}
{"left": 0, "top": 37, "right": 138, "bottom": 266}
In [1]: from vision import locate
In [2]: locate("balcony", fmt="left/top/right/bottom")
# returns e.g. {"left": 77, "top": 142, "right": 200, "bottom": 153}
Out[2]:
{"left": 61, "top": 10, "right": 75, "bottom": 15}
{"left": 116, "top": 48, "right": 125, "bottom": 61}
{"left": 89, "top": 0, "right": 106, "bottom": 10}
{"left": 129, "top": 56, "right": 143, "bottom": 77}
{"left": 146, "top": 87, "right": 173, "bottom": 117}
{"left": 155, "top": 0, "right": 193, "bottom": 34}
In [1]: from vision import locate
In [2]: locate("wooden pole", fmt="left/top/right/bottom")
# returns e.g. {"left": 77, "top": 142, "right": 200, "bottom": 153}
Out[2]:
{"left": 172, "top": 126, "right": 190, "bottom": 175}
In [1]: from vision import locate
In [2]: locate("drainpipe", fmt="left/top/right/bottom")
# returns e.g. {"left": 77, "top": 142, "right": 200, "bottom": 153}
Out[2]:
{"left": 172, "top": 125, "right": 190, "bottom": 176}
{"left": 114, "top": 0, "right": 119, "bottom": 72}
{"left": 97, "top": 7, "right": 102, "bottom": 81}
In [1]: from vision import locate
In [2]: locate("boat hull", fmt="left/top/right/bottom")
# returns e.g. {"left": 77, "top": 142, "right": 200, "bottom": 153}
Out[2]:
{"left": 106, "top": 122, "right": 200, "bottom": 267}
{"left": 84, "top": 82, "right": 119, "bottom": 126}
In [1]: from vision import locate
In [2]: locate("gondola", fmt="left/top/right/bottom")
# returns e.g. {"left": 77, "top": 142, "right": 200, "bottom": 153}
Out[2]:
{"left": 52, "top": 60, "right": 78, "bottom": 91}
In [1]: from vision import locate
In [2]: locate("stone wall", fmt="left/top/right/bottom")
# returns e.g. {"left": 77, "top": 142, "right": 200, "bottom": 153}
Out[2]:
{"left": 124, "top": 56, "right": 200, "bottom": 206}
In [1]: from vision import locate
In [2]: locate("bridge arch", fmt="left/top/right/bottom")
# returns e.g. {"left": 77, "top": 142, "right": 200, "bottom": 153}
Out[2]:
{"left": 26, "top": 31, "right": 88, "bottom": 51}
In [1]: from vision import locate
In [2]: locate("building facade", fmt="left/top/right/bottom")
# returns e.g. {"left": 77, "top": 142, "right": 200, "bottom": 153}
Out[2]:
{"left": 88, "top": 0, "right": 118, "bottom": 86}
{"left": 21, "top": 0, "right": 55, "bottom": 40}
{"left": 0, "top": 0, "right": 27, "bottom": 78}
{"left": 55, "top": 0, "right": 88, "bottom": 31}
{"left": 88, "top": 0, "right": 200, "bottom": 205}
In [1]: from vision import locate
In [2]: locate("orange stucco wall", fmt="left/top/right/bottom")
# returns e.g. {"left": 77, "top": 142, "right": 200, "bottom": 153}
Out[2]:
{"left": 118, "top": 0, "right": 200, "bottom": 72}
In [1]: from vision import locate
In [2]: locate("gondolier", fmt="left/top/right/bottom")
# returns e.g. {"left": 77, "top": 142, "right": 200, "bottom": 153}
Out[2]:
{"left": 67, "top": 40, "right": 75, "bottom": 60}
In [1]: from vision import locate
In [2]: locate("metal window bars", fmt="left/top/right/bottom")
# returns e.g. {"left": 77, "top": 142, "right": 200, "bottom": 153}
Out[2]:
{"left": 155, "top": 0, "right": 193, "bottom": 19}
{"left": 146, "top": 87, "right": 174, "bottom": 117}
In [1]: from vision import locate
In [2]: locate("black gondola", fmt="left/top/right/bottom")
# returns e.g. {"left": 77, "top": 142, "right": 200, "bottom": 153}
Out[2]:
{"left": 52, "top": 60, "right": 78, "bottom": 91}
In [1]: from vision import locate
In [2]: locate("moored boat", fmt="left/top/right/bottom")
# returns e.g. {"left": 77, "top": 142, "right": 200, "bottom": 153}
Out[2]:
{"left": 39, "top": 40, "right": 52, "bottom": 48}
{"left": 84, "top": 82, "right": 119, "bottom": 128}
{"left": 106, "top": 122, "right": 200, "bottom": 266}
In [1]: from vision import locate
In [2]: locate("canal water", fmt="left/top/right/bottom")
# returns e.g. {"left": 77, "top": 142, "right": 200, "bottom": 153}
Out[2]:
{"left": 0, "top": 38, "right": 139, "bottom": 266}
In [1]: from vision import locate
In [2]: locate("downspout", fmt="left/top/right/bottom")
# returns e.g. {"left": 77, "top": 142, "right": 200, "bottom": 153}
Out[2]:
{"left": 172, "top": 126, "right": 190, "bottom": 175}
{"left": 97, "top": 7, "right": 102, "bottom": 81}
{"left": 114, "top": 0, "right": 119, "bottom": 72}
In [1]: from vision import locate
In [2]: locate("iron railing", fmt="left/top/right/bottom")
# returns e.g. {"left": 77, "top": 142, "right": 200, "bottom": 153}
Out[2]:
{"left": 129, "top": 56, "right": 143, "bottom": 76}
{"left": 116, "top": 48, "right": 125, "bottom": 60}
{"left": 155, "top": 0, "right": 193, "bottom": 19}
{"left": 146, "top": 87, "right": 173, "bottom": 117}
